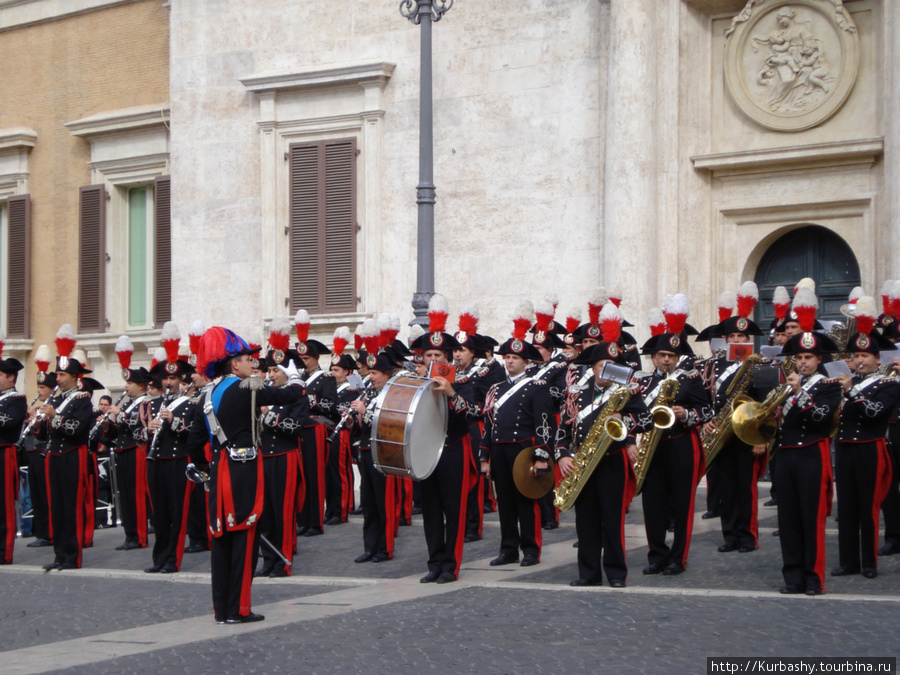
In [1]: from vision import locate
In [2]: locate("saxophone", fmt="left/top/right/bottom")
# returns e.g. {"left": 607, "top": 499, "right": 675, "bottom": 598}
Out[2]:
{"left": 633, "top": 376, "right": 680, "bottom": 495}
{"left": 701, "top": 353, "right": 763, "bottom": 467}
{"left": 553, "top": 384, "right": 633, "bottom": 512}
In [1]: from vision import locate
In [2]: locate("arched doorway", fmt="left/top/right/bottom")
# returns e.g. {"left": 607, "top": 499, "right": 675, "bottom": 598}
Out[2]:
{"left": 753, "top": 225, "right": 861, "bottom": 330}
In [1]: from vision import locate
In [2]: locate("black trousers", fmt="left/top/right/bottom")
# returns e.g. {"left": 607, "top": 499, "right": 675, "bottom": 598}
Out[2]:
{"left": 835, "top": 440, "right": 892, "bottom": 571}
{"left": 115, "top": 446, "right": 149, "bottom": 547}
{"left": 211, "top": 525, "right": 258, "bottom": 620}
{"left": 641, "top": 431, "right": 703, "bottom": 568}
{"left": 716, "top": 438, "right": 763, "bottom": 549}
{"left": 299, "top": 425, "right": 326, "bottom": 532}
{"left": 421, "top": 438, "right": 470, "bottom": 577}
{"left": 706, "top": 455, "right": 722, "bottom": 514}
{"left": 490, "top": 442, "right": 541, "bottom": 560}
{"left": 1, "top": 446, "right": 17, "bottom": 564}
{"left": 147, "top": 457, "right": 192, "bottom": 570}
{"left": 881, "top": 421, "right": 900, "bottom": 546}
{"left": 258, "top": 450, "right": 300, "bottom": 575}
{"left": 775, "top": 441, "right": 832, "bottom": 592}
{"left": 26, "top": 450, "right": 50, "bottom": 541}
{"left": 358, "top": 449, "right": 395, "bottom": 557}
{"left": 47, "top": 447, "right": 88, "bottom": 567}
{"left": 575, "top": 448, "right": 630, "bottom": 584}
{"left": 325, "top": 430, "right": 353, "bottom": 523}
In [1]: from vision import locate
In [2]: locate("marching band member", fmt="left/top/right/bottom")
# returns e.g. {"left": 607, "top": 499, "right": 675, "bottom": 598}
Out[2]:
{"left": 773, "top": 288, "right": 841, "bottom": 595}
{"left": 186, "top": 327, "right": 305, "bottom": 624}
{"left": 144, "top": 323, "right": 198, "bottom": 574}
{"left": 35, "top": 327, "right": 94, "bottom": 570}
{"left": 637, "top": 295, "right": 713, "bottom": 576}
{"left": 832, "top": 297, "right": 900, "bottom": 579}
{"left": 351, "top": 332, "right": 400, "bottom": 564}
{"left": 24, "top": 347, "right": 55, "bottom": 549}
{"left": 412, "top": 295, "right": 481, "bottom": 583}
{"left": 325, "top": 327, "right": 358, "bottom": 525}
{"left": 294, "top": 310, "right": 337, "bottom": 538}
{"left": 0, "top": 352, "right": 26, "bottom": 565}
{"left": 256, "top": 331, "right": 308, "bottom": 578}
{"left": 701, "top": 282, "right": 768, "bottom": 553}
{"left": 479, "top": 301, "right": 557, "bottom": 568}
{"left": 554, "top": 306, "right": 651, "bottom": 587}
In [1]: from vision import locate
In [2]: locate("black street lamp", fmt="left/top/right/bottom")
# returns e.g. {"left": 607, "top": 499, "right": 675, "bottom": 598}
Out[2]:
{"left": 400, "top": 0, "right": 453, "bottom": 326}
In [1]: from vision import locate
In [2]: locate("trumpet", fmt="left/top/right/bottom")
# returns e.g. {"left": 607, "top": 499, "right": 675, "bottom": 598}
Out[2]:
{"left": 185, "top": 463, "right": 211, "bottom": 490}
{"left": 16, "top": 386, "right": 60, "bottom": 448}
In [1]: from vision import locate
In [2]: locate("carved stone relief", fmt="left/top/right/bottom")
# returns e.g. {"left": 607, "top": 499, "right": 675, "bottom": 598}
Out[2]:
{"left": 724, "top": 0, "right": 859, "bottom": 132}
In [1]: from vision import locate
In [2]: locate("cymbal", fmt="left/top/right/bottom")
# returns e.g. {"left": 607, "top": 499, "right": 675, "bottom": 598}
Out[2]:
{"left": 512, "top": 447, "right": 554, "bottom": 500}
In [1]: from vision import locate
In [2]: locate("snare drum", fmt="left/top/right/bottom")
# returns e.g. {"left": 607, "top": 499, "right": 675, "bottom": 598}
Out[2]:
{"left": 371, "top": 374, "right": 448, "bottom": 480}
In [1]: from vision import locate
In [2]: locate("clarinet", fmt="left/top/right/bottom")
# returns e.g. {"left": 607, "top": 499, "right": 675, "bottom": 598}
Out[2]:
{"left": 145, "top": 392, "right": 173, "bottom": 461}
{"left": 89, "top": 391, "right": 129, "bottom": 442}
{"left": 16, "top": 386, "right": 61, "bottom": 448}
{"left": 328, "top": 384, "right": 372, "bottom": 442}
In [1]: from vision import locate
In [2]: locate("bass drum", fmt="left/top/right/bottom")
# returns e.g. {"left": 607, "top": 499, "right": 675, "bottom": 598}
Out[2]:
{"left": 371, "top": 374, "right": 448, "bottom": 480}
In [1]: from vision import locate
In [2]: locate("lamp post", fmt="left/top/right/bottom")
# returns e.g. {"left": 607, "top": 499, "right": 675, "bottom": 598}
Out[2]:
{"left": 400, "top": 0, "right": 453, "bottom": 326}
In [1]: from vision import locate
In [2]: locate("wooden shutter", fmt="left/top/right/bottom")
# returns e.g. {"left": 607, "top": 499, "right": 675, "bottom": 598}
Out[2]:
{"left": 154, "top": 175, "right": 171, "bottom": 326}
{"left": 78, "top": 185, "right": 106, "bottom": 333}
{"left": 289, "top": 138, "right": 357, "bottom": 314}
{"left": 6, "top": 194, "right": 30, "bottom": 338}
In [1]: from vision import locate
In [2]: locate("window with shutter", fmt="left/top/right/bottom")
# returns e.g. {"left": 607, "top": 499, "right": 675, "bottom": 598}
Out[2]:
{"left": 289, "top": 139, "right": 357, "bottom": 314}
{"left": 5, "top": 195, "right": 30, "bottom": 338}
{"left": 154, "top": 175, "right": 171, "bottom": 326}
{"left": 78, "top": 185, "right": 107, "bottom": 333}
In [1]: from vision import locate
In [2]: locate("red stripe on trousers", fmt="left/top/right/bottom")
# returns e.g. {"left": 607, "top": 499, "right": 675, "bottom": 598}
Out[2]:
{"left": 175, "top": 479, "right": 193, "bottom": 571}
{"left": 2, "top": 447, "right": 17, "bottom": 563}
{"left": 814, "top": 439, "right": 833, "bottom": 592}
{"left": 44, "top": 452, "right": 53, "bottom": 542}
{"left": 680, "top": 430, "right": 704, "bottom": 568}
{"left": 532, "top": 500, "right": 543, "bottom": 562}
{"left": 82, "top": 454, "right": 97, "bottom": 547}
{"left": 872, "top": 439, "right": 892, "bottom": 566}
{"left": 339, "top": 430, "right": 351, "bottom": 520}
{"left": 135, "top": 446, "right": 149, "bottom": 546}
{"left": 314, "top": 425, "right": 327, "bottom": 529}
{"left": 75, "top": 447, "right": 87, "bottom": 568}
{"left": 239, "top": 522, "right": 257, "bottom": 615}
{"left": 451, "top": 436, "right": 472, "bottom": 577}
{"left": 385, "top": 476, "right": 397, "bottom": 558}
{"left": 750, "top": 454, "right": 767, "bottom": 547}
{"left": 281, "top": 450, "right": 299, "bottom": 575}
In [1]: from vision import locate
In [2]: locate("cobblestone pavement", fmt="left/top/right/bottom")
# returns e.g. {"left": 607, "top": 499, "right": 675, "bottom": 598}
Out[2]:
{"left": 1, "top": 482, "right": 899, "bottom": 674}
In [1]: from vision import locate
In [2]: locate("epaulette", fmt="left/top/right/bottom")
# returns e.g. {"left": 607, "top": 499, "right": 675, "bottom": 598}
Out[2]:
{"left": 680, "top": 369, "right": 701, "bottom": 379}
{"left": 240, "top": 377, "right": 267, "bottom": 390}
{"left": 74, "top": 391, "right": 91, "bottom": 399}
{"left": 821, "top": 377, "right": 842, "bottom": 385}
{"left": 532, "top": 378, "right": 547, "bottom": 386}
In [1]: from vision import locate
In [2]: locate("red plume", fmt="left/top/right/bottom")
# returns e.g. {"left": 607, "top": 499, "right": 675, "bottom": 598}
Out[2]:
{"left": 599, "top": 304, "right": 622, "bottom": 344}
{"left": 427, "top": 294, "right": 449, "bottom": 333}
{"left": 333, "top": 326, "right": 351, "bottom": 356}
{"left": 534, "top": 300, "right": 554, "bottom": 333}
{"left": 161, "top": 321, "right": 182, "bottom": 365}
{"left": 717, "top": 291, "right": 735, "bottom": 323}
{"left": 34, "top": 344, "right": 52, "bottom": 373}
{"left": 854, "top": 296, "right": 877, "bottom": 336}
{"left": 189, "top": 320, "right": 206, "bottom": 356}
{"left": 648, "top": 308, "right": 666, "bottom": 337}
{"left": 268, "top": 315, "right": 292, "bottom": 352}
{"left": 792, "top": 287, "right": 818, "bottom": 333}
{"left": 114, "top": 335, "right": 134, "bottom": 370}
{"left": 511, "top": 301, "right": 534, "bottom": 341}
{"left": 891, "top": 281, "right": 900, "bottom": 318}
{"left": 360, "top": 319, "right": 380, "bottom": 355}
{"left": 587, "top": 288, "right": 608, "bottom": 326}
{"left": 458, "top": 302, "right": 479, "bottom": 334}
{"left": 608, "top": 285, "right": 623, "bottom": 308}
{"left": 773, "top": 286, "right": 790, "bottom": 321}
{"left": 736, "top": 281, "right": 758, "bottom": 319}
{"left": 294, "top": 309, "right": 310, "bottom": 343}
{"left": 880, "top": 280, "right": 894, "bottom": 315}
{"left": 55, "top": 324, "right": 76, "bottom": 358}
{"left": 564, "top": 308, "right": 581, "bottom": 335}
{"left": 664, "top": 294, "right": 690, "bottom": 335}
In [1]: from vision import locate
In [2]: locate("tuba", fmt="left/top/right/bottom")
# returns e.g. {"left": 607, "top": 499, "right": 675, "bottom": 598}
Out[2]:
{"left": 553, "top": 384, "right": 633, "bottom": 512}
{"left": 701, "top": 353, "right": 763, "bottom": 468}
{"left": 633, "top": 376, "right": 680, "bottom": 495}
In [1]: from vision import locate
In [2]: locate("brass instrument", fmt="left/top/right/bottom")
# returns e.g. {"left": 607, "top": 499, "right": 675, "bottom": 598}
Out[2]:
{"left": 633, "top": 377, "right": 679, "bottom": 495}
{"left": 553, "top": 384, "right": 633, "bottom": 512}
{"left": 732, "top": 384, "right": 792, "bottom": 449}
{"left": 701, "top": 353, "right": 763, "bottom": 467}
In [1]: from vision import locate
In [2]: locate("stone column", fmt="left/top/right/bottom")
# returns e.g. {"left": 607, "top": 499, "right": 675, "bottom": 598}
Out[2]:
{"left": 603, "top": 0, "right": 659, "bottom": 334}
{"left": 882, "top": 0, "right": 900, "bottom": 280}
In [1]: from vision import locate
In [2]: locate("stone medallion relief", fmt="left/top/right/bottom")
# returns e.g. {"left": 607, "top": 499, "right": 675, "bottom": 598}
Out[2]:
{"left": 724, "top": 0, "right": 859, "bottom": 131}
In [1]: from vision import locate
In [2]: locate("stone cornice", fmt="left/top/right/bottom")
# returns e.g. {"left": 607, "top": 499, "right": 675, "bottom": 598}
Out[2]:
{"left": 240, "top": 61, "right": 395, "bottom": 95}
{"left": 0, "top": 0, "right": 140, "bottom": 32}
{"left": 65, "top": 103, "right": 170, "bottom": 139}
{"left": 691, "top": 138, "right": 883, "bottom": 177}
{"left": 0, "top": 126, "right": 37, "bottom": 153}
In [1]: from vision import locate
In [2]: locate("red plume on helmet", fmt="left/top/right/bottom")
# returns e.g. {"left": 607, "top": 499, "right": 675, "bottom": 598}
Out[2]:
{"left": 511, "top": 301, "right": 535, "bottom": 341}
{"left": 792, "top": 286, "right": 819, "bottom": 333}
{"left": 773, "top": 286, "right": 790, "bottom": 322}
{"left": 267, "top": 315, "right": 293, "bottom": 353}
{"left": 854, "top": 296, "right": 877, "bottom": 336}
{"left": 55, "top": 324, "right": 76, "bottom": 358}
{"left": 114, "top": 335, "right": 134, "bottom": 370}
{"left": 534, "top": 299, "right": 555, "bottom": 333}
{"left": 161, "top": 321, "right": 182, "bottom": 364}
{"left": 189, "top": 320, "right": 206, "bottom": 357}
{"left": 648, "top": 308, "right": 666, "bottom": 337}
{"left": 587, "top": 288, "right": 608, "bottom": 326}
{"left": 294, "top": 309, "right": 310, "bottom": 343}
{"left": 891, "top": 281, "right": 900, "bottom": 318}
{"left": 458, "top": 302, "right": 480, "bottom": 334}
{"left": 359, "top": 318, "right": 380, "bottom": 355}
{"left": 736, "top": 281, "right": 759, "bottom": 319}
{"left": 599, "top": 303, "right": 622, "bottom": 344}
{"left": 34, "top": 344, "right": 53, "bottom": 373}
{"left": 564, "top": 308, "right": 581, "bottom": 335}
{"left": 608, "top": 285, "right": 623, "bottom": 308}
{"left": 151, "top": 346, "right": 167, "bottom": 370}
{"left": 880, "top": 280, "right": 894, "bottom": 315}
{"left": 427, "top": 294, "right": 449, "bottom": 333}
{"left": 353, "top": 324, "right": 364, "bottom": 352}
{"left": 664, "top": 294, "right": 690, "bottom": 335}
{"left": 847, "top": 286, "right": 864, "bottom": 306}
{"left": 717, "top": 291, "right": 735, "bottom": 323}
{"left": 333, "top": 326, "right": 351, "bottom": 356}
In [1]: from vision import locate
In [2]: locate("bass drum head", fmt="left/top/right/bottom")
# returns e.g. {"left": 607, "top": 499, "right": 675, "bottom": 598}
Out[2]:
{"left": 405, "top": 381, "right": 448, "bottom": 480}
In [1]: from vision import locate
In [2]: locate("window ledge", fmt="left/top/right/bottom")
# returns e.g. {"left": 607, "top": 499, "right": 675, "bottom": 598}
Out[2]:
{"left": 0, "top": 127, "right": 37, "bottom": 153}
{"left": 66, "top": 103, "right": 170, "bottom": 139}
{"left": 240, "top": 61, "right": 395, "bottom": 95}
